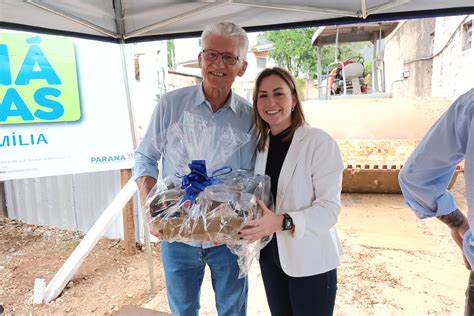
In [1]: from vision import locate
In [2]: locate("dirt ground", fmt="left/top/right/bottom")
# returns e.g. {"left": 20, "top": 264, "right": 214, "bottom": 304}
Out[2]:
{"left": 1, "top": 175, "right": 469, "bottom": 315}
{"left": 1, "top": 96, "right": 468, "bottom": 315}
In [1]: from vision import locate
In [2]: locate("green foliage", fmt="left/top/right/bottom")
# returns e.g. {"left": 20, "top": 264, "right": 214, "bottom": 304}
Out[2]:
{"left": 364, "top": 59, "right": 372, "bottom": 72}
{"left": 266, "top": 28, "right": 369, "bottom": 79}
{"left": 266, "top": 28, "right": 316, "bottom": 78}
{"left": 167, "top": 40, "right": 175, "bottom": 68}
{"left": 319, "top": 45, "right": 361, "bottom": 72}
{"left": 294, "top": 78, "right": 306, "bottom": 100}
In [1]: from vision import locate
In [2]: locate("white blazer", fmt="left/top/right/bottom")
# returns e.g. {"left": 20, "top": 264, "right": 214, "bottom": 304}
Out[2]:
{"left": 255, "top": 125, "right": 344, "bottom": 277}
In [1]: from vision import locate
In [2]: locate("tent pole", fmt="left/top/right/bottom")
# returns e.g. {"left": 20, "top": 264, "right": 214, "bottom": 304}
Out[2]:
{"left": 360, "top": 0, "right": 367, "bottom": 19}
{"left": 117, "top": 40, "right": 139, "bottom": 257}
{"left": 115, "top": 0, "right": 156, "bottom": 292}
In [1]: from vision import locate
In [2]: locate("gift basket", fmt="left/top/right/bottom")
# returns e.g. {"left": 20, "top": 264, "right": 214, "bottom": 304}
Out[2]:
{"left": 143, "top": 113, "right": 272, "bottom": 277}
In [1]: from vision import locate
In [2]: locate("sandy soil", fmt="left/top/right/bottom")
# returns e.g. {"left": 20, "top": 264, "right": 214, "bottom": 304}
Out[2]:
{"left": 1, "top": 174, "right": 468, "bottom": 315}
{"left": 1, "top": 96, "right": 467, "bottom": 315}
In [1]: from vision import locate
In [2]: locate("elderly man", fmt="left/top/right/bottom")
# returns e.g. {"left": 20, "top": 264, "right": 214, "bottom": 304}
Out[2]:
{"left": 133, "top": 22, "right": 255, "bottom": 316}
{"left": 399, "top": 89, "right": 474, "bottom": 315}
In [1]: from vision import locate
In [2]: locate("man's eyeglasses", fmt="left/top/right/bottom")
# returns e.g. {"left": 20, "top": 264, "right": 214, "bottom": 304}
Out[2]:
{"left": 202, "top": 49, "right": 242, "bottom": 65}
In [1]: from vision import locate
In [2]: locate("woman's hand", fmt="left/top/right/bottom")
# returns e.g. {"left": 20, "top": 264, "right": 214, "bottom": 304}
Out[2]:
{"left": 240, "top": 198, "right": 283, "bottom": 243}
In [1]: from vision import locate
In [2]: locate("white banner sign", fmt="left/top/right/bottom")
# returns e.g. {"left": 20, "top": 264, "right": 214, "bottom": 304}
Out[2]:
{"left": 0, "top": 32, "right": 134, "bottom": 180}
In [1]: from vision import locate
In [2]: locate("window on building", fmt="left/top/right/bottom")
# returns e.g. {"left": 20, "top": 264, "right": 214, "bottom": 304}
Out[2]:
{"left": 462, "top": 21, "right": 472, "bottom": 51}
{"left": 256, "top": 57, "right": 267, "bottom": 68}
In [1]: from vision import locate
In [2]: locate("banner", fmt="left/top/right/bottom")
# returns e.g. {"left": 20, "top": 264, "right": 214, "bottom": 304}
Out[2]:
{"left": 0, "top": 32, "right": 134, "bottom": 180}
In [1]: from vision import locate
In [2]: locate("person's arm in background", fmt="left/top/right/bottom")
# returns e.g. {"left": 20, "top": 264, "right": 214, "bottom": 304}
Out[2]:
{"left": 399, "top": 89, "right": 474, "bottom": 268}
{"left": 438, "top": 209, "right": 469, "bottom": 265}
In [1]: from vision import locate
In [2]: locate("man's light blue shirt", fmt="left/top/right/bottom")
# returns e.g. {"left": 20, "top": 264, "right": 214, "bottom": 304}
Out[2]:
{"left": 399, "top": 89, "right": 474, "bottom": 268}
{"left": 133, "top": 83, "right": 256, "bottom": 248}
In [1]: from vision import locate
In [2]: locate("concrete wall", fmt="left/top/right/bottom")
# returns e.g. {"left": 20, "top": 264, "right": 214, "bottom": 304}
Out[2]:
{"left": 384, "top": 19, "right": 435, "bottom": 97}
{"left": 431, "top": 15, "right": 473, "bottom": 100}
{"left": 168, "top": 71, "right": 202, "bottom": 91}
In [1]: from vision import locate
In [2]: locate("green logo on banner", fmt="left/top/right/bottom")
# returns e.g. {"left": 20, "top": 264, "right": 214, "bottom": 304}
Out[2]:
{"left": 0, "top": 33, "right": 81, "bottom": 124}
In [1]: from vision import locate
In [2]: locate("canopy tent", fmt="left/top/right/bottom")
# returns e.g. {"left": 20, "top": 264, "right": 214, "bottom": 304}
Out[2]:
{"left": 1, "top": 0, "right": 473, "bottom": 304}
{"left": 1, "top": 0, "right": 473, "bottom": 43}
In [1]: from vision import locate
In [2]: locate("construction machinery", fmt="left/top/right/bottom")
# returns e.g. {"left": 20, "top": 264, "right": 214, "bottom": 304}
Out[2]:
{"left": 327, "top": 56, "right": 367, "bottom": 95}
{"left": 342, "top": 164, "right": 462, "bottom": 193}
{"left": 304, "top": 35, "right": 464, "bottom": 193}
{"left": 312, "top": 22, "right": 398, "bottom": 100}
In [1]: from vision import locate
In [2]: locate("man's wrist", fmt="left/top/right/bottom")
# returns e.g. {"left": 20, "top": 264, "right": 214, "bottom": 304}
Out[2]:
{"left": 136, "top": 176, "right": 157, "bottom": 205}
{"left": 437, "top": 208, "right": 468, "bottom": 230}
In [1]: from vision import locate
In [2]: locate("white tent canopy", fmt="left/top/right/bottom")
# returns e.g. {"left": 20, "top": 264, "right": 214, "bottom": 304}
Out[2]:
{"left": 1, "top": 0, "right": 473, "bottom": 42}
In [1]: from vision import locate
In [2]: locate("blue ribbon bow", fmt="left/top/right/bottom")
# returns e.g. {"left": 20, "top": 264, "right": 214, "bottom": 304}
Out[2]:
{"left": 176, "top": 160, "right": 232, "bottom": 205}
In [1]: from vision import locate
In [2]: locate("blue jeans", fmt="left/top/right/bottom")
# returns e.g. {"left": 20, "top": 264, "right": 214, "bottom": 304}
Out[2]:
{"left": 161, "top": 241, "right": 248, "bottom": 316}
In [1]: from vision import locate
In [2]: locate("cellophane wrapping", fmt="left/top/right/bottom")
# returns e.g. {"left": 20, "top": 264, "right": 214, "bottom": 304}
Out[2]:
{"left": 143, "top": 113, "right": 273, "bottom": 278}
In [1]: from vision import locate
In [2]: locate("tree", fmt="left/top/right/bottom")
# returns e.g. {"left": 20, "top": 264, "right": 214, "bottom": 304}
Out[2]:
{"left": 167, "top": 40, "right": 175, "bottom": 68}
{"left": 266, "top": 28, "right": 315, "bottom": 78}
{"left": 266, "top": 28, "right": 367, "bottom": 78}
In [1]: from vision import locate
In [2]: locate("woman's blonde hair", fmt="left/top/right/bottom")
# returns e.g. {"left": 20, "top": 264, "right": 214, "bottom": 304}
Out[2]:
{"left": 253, "top": 67, "right": 306, "bottom": 151}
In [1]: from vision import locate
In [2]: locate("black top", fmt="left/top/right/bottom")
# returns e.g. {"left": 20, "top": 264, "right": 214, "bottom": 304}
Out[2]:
{"left": 264, "top": 127, "right": 293, "bottom": 204}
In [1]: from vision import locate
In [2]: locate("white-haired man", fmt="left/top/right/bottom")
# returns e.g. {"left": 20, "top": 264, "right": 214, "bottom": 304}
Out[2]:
{"left": 133, "top": 22, "right": 255, "bottom": 316}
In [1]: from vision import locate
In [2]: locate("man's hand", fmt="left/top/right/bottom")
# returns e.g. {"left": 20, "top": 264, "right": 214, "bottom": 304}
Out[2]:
{"left": 437, "top": 208, "right": 471, "bottom": 270}
{"left": 135, "top": 176, "right": 160, "bottom": 238}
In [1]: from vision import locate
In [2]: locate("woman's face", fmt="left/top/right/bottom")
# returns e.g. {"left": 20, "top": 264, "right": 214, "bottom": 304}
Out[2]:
{"left": 256, "top": 74, "right": 296, "bottom": 135}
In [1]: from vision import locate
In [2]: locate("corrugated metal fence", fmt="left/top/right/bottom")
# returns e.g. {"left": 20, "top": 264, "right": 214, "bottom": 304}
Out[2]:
{"left": 3, "top": 171, "right": 141, "bottom": 240}
{"left": 0, "top": 181, "right": 6, "bottom": 217}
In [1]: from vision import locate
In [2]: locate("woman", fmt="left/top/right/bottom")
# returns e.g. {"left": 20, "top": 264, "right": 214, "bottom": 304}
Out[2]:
{"left": 240, "top": 67, "right": 344, "bottom": 316}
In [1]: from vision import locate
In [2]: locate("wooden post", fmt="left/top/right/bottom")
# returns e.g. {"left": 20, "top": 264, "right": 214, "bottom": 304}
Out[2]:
{"left": 121, "top": 169, "right": 136, "bottom": 255}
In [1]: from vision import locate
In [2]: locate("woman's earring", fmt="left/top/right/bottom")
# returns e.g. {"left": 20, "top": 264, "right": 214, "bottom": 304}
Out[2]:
{"left": 291, "top": 106, "right": 295, "bottom": 112}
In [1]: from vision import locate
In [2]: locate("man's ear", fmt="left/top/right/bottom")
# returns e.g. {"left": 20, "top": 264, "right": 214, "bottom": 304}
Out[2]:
{"left": 237, "top": 60, "right": 248, "bottom": 77}
{"left": 198, "top": 52, "right": 203, "bottom": 68}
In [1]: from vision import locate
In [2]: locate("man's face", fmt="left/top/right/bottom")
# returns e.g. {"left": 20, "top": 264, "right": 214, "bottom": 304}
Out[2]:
{"left": 198, "top": 34, "right": 247, "bottom": 91}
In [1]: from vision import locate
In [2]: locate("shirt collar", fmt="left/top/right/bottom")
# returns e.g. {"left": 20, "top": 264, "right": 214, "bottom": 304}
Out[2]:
{"left": 195, "top": 82, "right": 237, "bottom": 113}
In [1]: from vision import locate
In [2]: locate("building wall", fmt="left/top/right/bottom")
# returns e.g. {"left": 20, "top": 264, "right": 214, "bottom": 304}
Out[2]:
{"left": 129, "top": 41, "right": 168, "bottom": 141}
{"left": 174, "top": 38, "right": 202, "bottom": 65}
{"left": 384, "top": 19, "right": 435, "bottom": 97}
{"left": 431, "top": 15, "right": 473, "bottom": 100}
{"left": 167, "top": 72, "right": 202, "bottom": 91}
